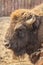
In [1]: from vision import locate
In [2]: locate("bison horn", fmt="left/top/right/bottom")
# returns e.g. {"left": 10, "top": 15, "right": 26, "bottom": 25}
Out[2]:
{"left": 26, "top": 15, "right": 36, "bottom": 25}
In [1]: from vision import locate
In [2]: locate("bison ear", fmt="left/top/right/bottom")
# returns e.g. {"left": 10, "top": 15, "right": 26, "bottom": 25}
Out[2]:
{"left": 32, "top": 16, "right": 41, "bottom": 30}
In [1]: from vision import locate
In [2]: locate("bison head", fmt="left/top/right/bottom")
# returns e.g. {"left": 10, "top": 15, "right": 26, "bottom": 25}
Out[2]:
{"left": 4, "top": 12, "right": 41, "bottom": 55}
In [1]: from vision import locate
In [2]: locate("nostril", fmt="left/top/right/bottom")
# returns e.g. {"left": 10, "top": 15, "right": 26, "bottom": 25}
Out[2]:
{"left": 5, "top": 43, "right": 9, "bottom": 47}
{"left": 4, "top": 40, "right": 10, "bottom": 48}
{"left": 5, "top": 43, "right": 10, "bottom": 49}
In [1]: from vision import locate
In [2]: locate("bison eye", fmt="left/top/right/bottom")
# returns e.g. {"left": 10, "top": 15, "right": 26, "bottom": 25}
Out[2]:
{"left": 19, "top": 30, "right": 25, "bottom": 38}
{"left": 17, "top": 29, "right": 25, "bottom": 38}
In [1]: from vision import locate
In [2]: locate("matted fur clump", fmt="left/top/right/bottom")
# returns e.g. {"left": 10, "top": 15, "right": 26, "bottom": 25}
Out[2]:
{"left": 4, "top": 9, "right": 41, "bottom": 56}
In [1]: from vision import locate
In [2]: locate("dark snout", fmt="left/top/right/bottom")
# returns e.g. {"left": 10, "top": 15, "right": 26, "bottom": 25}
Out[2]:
{"left": 4, "top": 39, "right": 10, "bottom": 48}
{"left": 4, "top": 38, "right": 18, "bottom": 51}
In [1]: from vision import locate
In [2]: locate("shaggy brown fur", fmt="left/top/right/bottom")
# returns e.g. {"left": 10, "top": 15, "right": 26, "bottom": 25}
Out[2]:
{"left": 31, "top": 6, "right": 43, "bottom": 43}
{"left": 4, "top": 9, "right": 42, "bottom": 64}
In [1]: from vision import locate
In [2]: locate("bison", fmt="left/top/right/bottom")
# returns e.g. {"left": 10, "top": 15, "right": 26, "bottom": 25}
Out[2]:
{"left": 4, "top": 9, "right": 41, "bottom": 56}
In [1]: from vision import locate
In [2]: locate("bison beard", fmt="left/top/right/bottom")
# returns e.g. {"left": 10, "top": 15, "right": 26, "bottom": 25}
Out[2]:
{"left": 4, "top": 10, "right": 41, "bottom": 63}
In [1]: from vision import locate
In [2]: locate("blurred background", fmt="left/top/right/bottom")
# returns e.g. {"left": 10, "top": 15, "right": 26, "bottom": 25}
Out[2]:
{"left": 0, "top": 0, "right": 43, "bottom": 16}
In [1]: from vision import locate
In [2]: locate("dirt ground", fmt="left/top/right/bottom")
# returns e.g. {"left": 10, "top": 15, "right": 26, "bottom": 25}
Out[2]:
{"left": 0, "top": 17, "right": 34, "bottom": 65}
